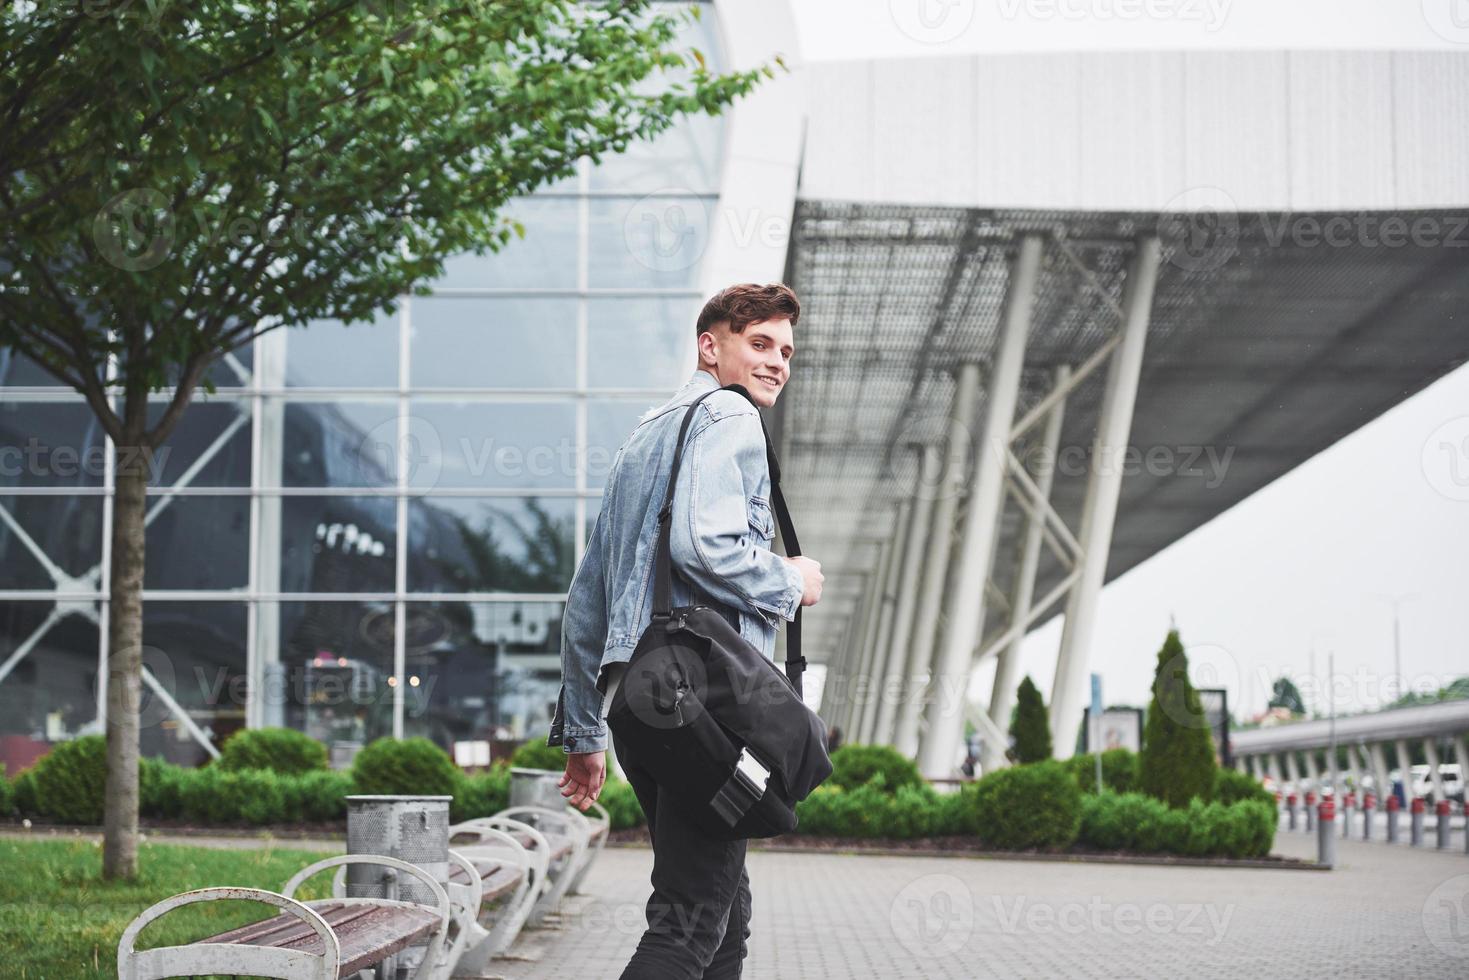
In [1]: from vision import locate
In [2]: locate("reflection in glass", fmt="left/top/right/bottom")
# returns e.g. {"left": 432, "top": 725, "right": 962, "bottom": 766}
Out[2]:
{"left": 0, "top": 348, "right": 69, "bottom": 387}
{"left": 407, "top": 401, "right": 576, "bottom": 490}
{"left": 141, "top": 601, "right": 247, "bottom": 767}
{"left": 410, "top": 298, "right": 576, "bottom": 389}
{"left": 279, "top": 496, "right": 397, "bottom": 594}
{"left": 276, "top": 600, "right": 396, "bottom": 748}
{"left": 587, "top": 400, "right": 650, "bottom": 490}
{"left": 399, "top": 600, "right": 562, "bottom": 748}
{"left": 588, "top": 296, "right": 698, "bottom": 391}
{"left": 284, "top": 308, "right": 399, "bottom": 388}
{"left": 146, "top": 401, "right": 252, "bottom": 488}
{"left": 0, "top": 603, "right": 98, "bottom": 750}
{"left": 0, "top": 400, "right": 108, "bottom": 489}
{"left": 0, "top": 496, "right": 103, "bottom": 590}
{"left": 589, "top": 196, "right": 713, "bottom": 290}
{"left": 435, "top": 197, "right": 579, "bottom": 290}
{"left": 145, "top": 495, "right": 249, "bottom": 591}
{"left": 408, "top": 497, "right": 574, "bottom": 594}
{"left": 280, "top": 401, "right": 398, "bottom": 488}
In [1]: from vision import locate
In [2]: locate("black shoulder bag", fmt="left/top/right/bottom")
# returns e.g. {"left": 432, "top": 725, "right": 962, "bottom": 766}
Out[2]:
{"left": 605, "top": 383, "right": 833, "bottom": 840}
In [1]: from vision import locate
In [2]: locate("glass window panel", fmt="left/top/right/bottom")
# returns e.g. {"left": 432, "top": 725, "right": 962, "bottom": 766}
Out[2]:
{"left": 407, "top": 497, "right": 574, "bottom": 594}
{"left": 284, "top": 308, "right": 399, "bottom": 388}
{"left": 147, "top": 400, "right": 252, "bottom": 488}
{"left": 409, "top": 298, "right": 576, "bottom": 389}
{"left": 434, "top": 197, "right": 579, "bottom": 290}
{"left": 588, "top": 296, "right": 698, "bottom": 390}
{"left": 279, "top": 496, "right": 397, "bottom": 594}
{"left": 144, "top": 495, "right": 249, "bottom": 591}
{"left": 0, "top": 400, "right": 107, "bottom": 489}
{"left": 141, "top": 601, "right": 247, "bottom": 766}
{"left": 588, "top": 196, "right": 712, "bottom": 289}
{"left": 0, "top": 495, "right": 103, "bottom": 590}
{"left": 163, "top": 343, "right": 255, "bottom": 390}
{"left": 587, "top": 400, "right": 651, "bottom": 490}
{"left": 399, "top": 600, "right": 563, "bottom": 748}
{"left": 407, "top": 401, "right": 576, "bottom": 490}
{"left": 0, "top": 602, "right": 99, "bottom": 745}
{"left": 276, "top": 599, "right": 397, "bottom": 748}
{"left": 280, "top": 401, "right": 398, "bottom": 488}
{"left": 0, "top": 348, "right": 70, "bottom": 387}
{"left": 589, "top": 116, "right": 724, "bottom": 195}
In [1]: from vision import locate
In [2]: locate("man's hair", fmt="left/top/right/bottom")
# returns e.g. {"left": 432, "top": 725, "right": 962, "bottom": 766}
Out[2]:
{"left": 695, "top": 283, "right": 801, "bottom": 337}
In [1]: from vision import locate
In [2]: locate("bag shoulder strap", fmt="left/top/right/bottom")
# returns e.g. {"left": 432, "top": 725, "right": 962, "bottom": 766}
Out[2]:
{"left": 649, "top": 384, "right": 806, "bottom": 689}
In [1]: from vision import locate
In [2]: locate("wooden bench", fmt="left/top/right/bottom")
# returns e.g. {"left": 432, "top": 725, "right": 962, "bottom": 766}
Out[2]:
{"left": 117, "top": 855, "right": 451, "bottom": 980}
{"left": 445, "top": 820, "right": 547, "bottom": 975}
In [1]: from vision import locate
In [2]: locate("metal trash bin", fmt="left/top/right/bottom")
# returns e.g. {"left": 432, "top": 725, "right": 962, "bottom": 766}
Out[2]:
{"left": 509, "top": 767, "right": 568, "bottom": 811}
{"left": 345, "top": 795, "right": 453, "bottom": 978}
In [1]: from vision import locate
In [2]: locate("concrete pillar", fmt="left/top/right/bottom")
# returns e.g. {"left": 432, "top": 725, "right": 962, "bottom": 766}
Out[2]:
{"left": 878, "top": 446, "right": 941, "bottom": 755}
{"left": 1395, "top": 738, "right": 1416, "bottom": 808}
{"left": 917, "top": 234, "right": 1043, "bottom": 779}
{"left": 1423, "top": 737, "right": 1447, "bottom": 802}
{"left": 841, "top": 540, "right": 890, "bottom": 739}
{"left": 857, "top": 500, "right": 910, "bottom": 744}
{"left": 984, "top": 363, "right": 1070, "bottom": 773}
{"left": 1368, "top": 742, "right": 1392, "bottom": 814}
{"left": 251, "top": 328, "right": 287, "bottom": 730}
{"left": 1048, "top": 236, "right": 1162, "bottom": 759}
{"left": 1284, "top": 751, "right": 1302, "bottom": 796}
{"left": 889, "top": 362, "right": 980, "bottom": 754}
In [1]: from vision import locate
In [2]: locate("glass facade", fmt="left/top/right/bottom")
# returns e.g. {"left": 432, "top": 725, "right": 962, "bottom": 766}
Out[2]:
{"left": 0, "top": 3, "right": 723, "bottom": 770}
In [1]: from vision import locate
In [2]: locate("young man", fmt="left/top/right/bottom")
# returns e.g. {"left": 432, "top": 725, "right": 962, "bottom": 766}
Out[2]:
{"left": 546, "top": 282, "right": 824, "bottom": 978}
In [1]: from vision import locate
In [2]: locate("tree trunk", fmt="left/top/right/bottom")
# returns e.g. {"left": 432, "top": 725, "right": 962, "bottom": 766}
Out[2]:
{"left": 102, "top": 449, "right": 149, "bottom": 880}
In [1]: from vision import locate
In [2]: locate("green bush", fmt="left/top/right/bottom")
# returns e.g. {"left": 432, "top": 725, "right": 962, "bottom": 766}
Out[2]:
{"left": 32, "top": 735, "right": 107, "bottom": 824}
{"left": 1066, "top": 749, "right": 1139, "bottom": 794}
{"left": 451, "top": 766, "right": 512, "bottom": 823}
{"left": 140, "top": 757, "right": 190, "bottom": 820}
{"left": 1214, "top": 767, "right": 1273, "bottom": 807}
{"left": 278, "top": 770, "right": 354, "bottom": 823}
{"left": 179, "top": 768, "right": 289, "bottom": 826}
{"left": 218, "top": 727, "right": 328, "bottom": 775}
{"left": 828, "top": 745, "right": 923, "bottom": 795}
{"left": 1077, "top": 791, "right": 1275, "bottom": 858}
{"left": 509, "top": 739, "right": 567, "bottom": 772}
{"left": 596, "top": 777, "right": 646, "bottom": 830}
{"left": 1138, "top": 629, "right": 1217, "bottom": 808}
{"left": 11, "top": 768, "right": 40, "bottom": 817}
{"left": 351, "top": 737, "right": 461, "bottom": 797}
{"left": 1010, "top": 676, "right": 1053, "bottom": 763}
{"left": 0, "top": 771, "right": 12, "bottom": 818}
{"left": 971, "top": 761, "right": 1081, "bottom": 851}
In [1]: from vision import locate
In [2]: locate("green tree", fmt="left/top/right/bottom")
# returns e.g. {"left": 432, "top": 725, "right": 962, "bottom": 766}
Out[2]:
{"left": 1, "top": 0, "right": 774, "bottom": 878}
{"left": 1138, "top": 629, "right": 1217, "bottom": 808}
{"left": 1267, "top": 676, "right": 1305, "bottom": 716}
{"left": 1009, "top": 675, "right": 1052, "bottom": 763}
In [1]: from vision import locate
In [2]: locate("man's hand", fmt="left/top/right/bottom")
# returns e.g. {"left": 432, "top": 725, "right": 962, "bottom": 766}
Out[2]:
{"left": 559, "top": 750, "right": 607, "bottom": 812}
{"left": 787, "top": 555, "right": 824, "bottom": 606}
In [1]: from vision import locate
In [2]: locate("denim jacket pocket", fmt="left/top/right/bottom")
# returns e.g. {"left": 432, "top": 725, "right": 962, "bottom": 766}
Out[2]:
{"left": 747, "top": 494, "right": 775, "bottom": 543}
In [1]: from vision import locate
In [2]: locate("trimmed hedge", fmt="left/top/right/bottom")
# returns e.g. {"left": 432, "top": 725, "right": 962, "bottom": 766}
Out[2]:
{"left": 0, "top": 772, "right": 11, "bottom": 818}
{"left": 1066, "top": 749, "right": 1139, "bottom": 795}
{"left": 351, "top": 737, "right": 461, "bottom": 797}
{"left": 451, "top": 766, "right": 512, "bottom": 823}
{"left": 12, "top": 768, "right": 39, "bottom": 817}
{"left": 597, "top": 777, "right": 646, "bottom": 831}
{"left": 1078, "top": 792, "right": 1274, "bottom": 859}
{"left": 796, "top": 778, "right": 974, "bottom": 838}
{"left": 218, "top": 727, "right": 328, "bottom": 775}
{"left": 1214, "top": 767, "right": 1273, "bottom": 808}
{"left": 827, "top": 745, "right": 924, "bottom": 795}
{"left": 31, "top": 734, "right": 107, "bottom": 825}
{"left": 509, "top": 739, "right": 567, "bottom": 772}
{"left": 972, "top": 761, "right": 1082, "bottom": 851}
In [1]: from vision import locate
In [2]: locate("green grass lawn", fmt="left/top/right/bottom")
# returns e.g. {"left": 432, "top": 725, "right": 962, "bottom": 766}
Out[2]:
{"left": 0, "top": 837, "right": 339, "bottom": 980}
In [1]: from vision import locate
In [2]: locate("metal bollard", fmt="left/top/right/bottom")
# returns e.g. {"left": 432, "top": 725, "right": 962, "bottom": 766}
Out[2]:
{"left": 1317, "top": 800, "right": 1336, "bottom": 868}
{"left": 1305, "top": 791, "right": 1317, "bottom": 833}
{"left": 1437, "top": 800, "right": 1453, "bottom": 850}
{"left": 1362, "top": 793, "right": 1375, "bottom": 841}
{"left": 1287, "top": 793, "right": 1298, "bottom": 831}
{"left": 1411, "top": 797, "right": 1425, "bottom": 846}
{"left": 1341, "top": 792, "right": 1354, "bottom": 839}
{"left": 1386, "top": 795, "right": 1400, "bottom": 844}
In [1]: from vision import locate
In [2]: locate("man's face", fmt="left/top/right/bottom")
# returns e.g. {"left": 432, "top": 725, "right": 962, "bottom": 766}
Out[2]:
{"left": 699, "top": 317, "right": 794, "bottom": 408}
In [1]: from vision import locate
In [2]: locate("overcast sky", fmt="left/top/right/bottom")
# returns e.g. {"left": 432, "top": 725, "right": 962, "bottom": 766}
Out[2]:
{"left": 782, "top": 2, "right": 1469, "bottom": 721}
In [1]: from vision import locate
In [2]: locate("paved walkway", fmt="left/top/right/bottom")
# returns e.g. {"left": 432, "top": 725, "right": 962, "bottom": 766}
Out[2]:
{"left": 496, "top": 833, "right": 1469, "bottom": 979}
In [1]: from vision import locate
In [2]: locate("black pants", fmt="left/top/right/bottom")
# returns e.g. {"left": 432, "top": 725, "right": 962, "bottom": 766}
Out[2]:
{"left": 612, "top": 730, "right": 752, "bottom": 979}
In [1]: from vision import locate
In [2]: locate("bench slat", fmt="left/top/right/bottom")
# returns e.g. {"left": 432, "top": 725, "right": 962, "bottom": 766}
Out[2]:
{"left": 195, "top": 900, "right": 440, "bottom": 977}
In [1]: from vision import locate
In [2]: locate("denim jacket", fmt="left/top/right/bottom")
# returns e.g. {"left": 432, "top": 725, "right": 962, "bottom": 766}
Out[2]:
{"left": 546, "top": 368, "right": 806, "bottom": 754}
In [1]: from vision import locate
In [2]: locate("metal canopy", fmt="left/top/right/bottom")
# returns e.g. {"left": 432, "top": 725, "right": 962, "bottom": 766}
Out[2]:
{"left": 780, "top": 201, "right": 1469, "bottom": 665}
